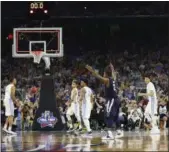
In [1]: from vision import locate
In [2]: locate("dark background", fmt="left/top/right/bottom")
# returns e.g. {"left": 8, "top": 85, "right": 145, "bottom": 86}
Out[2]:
{"left": 1, "top": 1, "right": 169, "bottom": 57}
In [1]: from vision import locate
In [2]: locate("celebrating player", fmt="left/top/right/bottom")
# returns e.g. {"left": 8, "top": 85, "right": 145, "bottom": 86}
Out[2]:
{"left": 86, "top": 65, "right": 123, "bottom": 140}
{"left": 138, "top": 74, "right": 160, "bottom": 134}
{"left": 66, "top": 80, "right": 82, "bottom": 132}
{"left": 3, "top": 77, "right": 19, "bottom": 135}
{"left": 79, "top": 78, "right": 93, "bottom": 137}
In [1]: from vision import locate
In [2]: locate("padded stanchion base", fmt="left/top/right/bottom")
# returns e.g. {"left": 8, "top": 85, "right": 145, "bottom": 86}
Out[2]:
{"left": 32, "top": 75, "right": 64, "bottom": 131}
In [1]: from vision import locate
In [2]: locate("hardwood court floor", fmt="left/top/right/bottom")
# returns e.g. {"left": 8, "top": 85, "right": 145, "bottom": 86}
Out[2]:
{"left": 1, "top": 130, "right": 168, "bottom": 151}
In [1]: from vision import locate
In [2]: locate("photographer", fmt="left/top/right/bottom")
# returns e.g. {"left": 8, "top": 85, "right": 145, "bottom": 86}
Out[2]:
{"left": 90, "top": 93, "right": 106, "bottom": 130}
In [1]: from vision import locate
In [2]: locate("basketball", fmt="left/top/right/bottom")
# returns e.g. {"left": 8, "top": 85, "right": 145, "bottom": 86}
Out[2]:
{"left": 30, "top": 87, "right": 38, "bottom": 94}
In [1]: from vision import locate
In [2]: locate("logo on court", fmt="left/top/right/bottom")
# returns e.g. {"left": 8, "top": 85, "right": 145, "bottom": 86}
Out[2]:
{"left": 37, "top": 111, "right": 57, "bottom": 128}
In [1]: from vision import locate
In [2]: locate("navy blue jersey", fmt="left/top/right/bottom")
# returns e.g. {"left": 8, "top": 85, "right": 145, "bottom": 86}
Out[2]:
{"left": 105, "top": 78, "right": 118, "bottom": 99}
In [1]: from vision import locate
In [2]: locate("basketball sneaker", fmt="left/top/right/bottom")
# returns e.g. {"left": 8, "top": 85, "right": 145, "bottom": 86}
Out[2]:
{"left": 75, "top": 127, "right": 83, "bottom": 132}
{"left": 8, "top": 131, "right": 17, "bottom": 135}
{"left": 102, "top": 130, "right": 114, "bottom": 140}
{"left": 2, "top": 128, "right": 9, "bottom": 134}
{"left": 81, "top": 131, "right": 93, "bottom": 138}
{"left": 67, "top": 127, "right": 75, "bottom": 133}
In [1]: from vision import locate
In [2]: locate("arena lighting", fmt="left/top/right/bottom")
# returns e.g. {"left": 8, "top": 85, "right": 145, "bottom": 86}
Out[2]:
{"left": 44, "top": 10, "right": 48, "bottom": 14}
{"left": 30, "top": 10, "right": 34, "bottom": 14}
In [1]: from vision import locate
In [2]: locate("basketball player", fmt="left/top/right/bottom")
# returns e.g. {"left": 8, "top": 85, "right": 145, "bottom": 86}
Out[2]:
{"left": 3, "top": 77, "right": 19, "bottom": 135}
{"left": 79, "top": 78, "right": 93, "bottom": 136}
{"left": 159, "top": 101, "right": 168, "bottom": 130}
{"left": 66, "top": 80, "right": 82, "bottom": 132}
{"left": 86, "top": 65, "right": 123, "bottom": 140}
{"left": 138, "top": 74, "right": 160, "bottom": 134}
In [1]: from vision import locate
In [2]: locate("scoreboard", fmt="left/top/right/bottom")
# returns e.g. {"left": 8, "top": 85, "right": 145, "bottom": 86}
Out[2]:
{"left": 29, "top": 2, "right": 49, "bottom": 19}
{"left": 30, "top": 2, "right": 44, "bottom": 10}
{"left": 29, "top": 2, "right": 48, "bottom": 14}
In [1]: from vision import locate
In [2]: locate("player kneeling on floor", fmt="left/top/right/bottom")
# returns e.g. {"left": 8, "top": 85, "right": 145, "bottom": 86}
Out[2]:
{"left": 127, "top": 100, "right": 143, "bottom": 130}
{"left": 159, "top": 101, "right": 168, "bottom": 130}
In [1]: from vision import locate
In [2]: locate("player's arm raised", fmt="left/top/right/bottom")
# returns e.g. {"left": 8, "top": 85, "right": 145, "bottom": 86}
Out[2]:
{"left": 85, "top": 65, "right": 109, "bottom": 85}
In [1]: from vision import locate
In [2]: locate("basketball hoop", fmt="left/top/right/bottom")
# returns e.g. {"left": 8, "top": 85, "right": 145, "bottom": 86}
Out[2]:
{"left": 30, "top": 51, "right": 44, "bottom": 64}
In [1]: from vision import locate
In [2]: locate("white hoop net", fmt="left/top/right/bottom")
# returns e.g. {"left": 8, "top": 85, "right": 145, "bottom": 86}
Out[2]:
{"left": 30, "top": 51, "right": 44, "bottom": 64}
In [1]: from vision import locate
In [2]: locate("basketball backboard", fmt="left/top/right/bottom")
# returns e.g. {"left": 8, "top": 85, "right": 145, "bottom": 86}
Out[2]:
{"left": 12, "top": 27, "right": 63, "bottom": 59}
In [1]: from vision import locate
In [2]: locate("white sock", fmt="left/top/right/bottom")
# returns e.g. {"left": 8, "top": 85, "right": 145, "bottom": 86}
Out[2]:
{"left": 78, "top": 122, "right": 82, "bottom": 129}
{"left": 3, "top": 124, "right": 8, "bottom": 130}
{"left": 83, "top": 119, "right": 91, "bottom": 132}
{"left": 67, "top": 115, "right": 73, "bottom": 128}
{"left": 164, "top": 121, "right": 166, "bottom": 129}
{"left": 8, "top": 126, "right": 12, "bottom": 131}
{"left": 76, "top": 115, "right": 82, "bottom": 129}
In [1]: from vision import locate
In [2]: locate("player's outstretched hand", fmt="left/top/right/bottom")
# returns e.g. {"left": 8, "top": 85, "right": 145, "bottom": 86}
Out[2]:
{"left": 85, "top": 65, "right": 94, "bottom": 73}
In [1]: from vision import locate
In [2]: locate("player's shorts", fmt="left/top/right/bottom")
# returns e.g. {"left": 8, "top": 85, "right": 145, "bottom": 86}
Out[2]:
{"left": 4, "top": 99, "right": 14, "bottom": 116}
{"left": 105, "top": 97, "right": 120, "bottom": 118}
{"left": 67, "top": 102, "right": 80, "bottom": 118}
{"left": 81, "top": 101, "right": 92, "bottom": 119}
{"left": 160, "top": 114, "right": 167, "bottom": 120}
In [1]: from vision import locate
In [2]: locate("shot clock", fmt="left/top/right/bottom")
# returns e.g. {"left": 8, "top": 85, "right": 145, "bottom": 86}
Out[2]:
{"left": 29, "top": 2, "right": 48, "bottom": 14}
{"left": 30, "top": 2, "right": 44, "bottom": 9}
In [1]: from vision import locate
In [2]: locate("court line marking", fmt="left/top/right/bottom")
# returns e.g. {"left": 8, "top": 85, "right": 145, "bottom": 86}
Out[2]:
{"left": 65, "top": 143, "right": 104, "bottom": 148}
{"left": 27, "top": 145, "right": 46, "bottom": 151}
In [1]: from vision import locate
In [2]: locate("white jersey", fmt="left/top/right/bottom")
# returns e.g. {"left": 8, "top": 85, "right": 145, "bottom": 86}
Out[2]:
{"left": 71, "top": 88, "right": 78, "bottom": 103}
{"left": 146, "top": 82, "right": 158, "bottom": 115}
{"left": 83, "top": 86, "right": 92, "bottom": 104}
{"left": 78, "top": 89, "right": 81, "bottom": 101}
{"left": 4, "top": 84, "right": 15, "bottom": 116}
{"left": 67, "top": 88, "right": 81, "bottom": 122}
{"left": 159, "top": 105, "right": 167, "bottom": 115}
{"left": 4, "top": 84, "right": 14, "bottom": 102}
{"left": 81, "top": 86, "right": 93, "bottom": 119}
